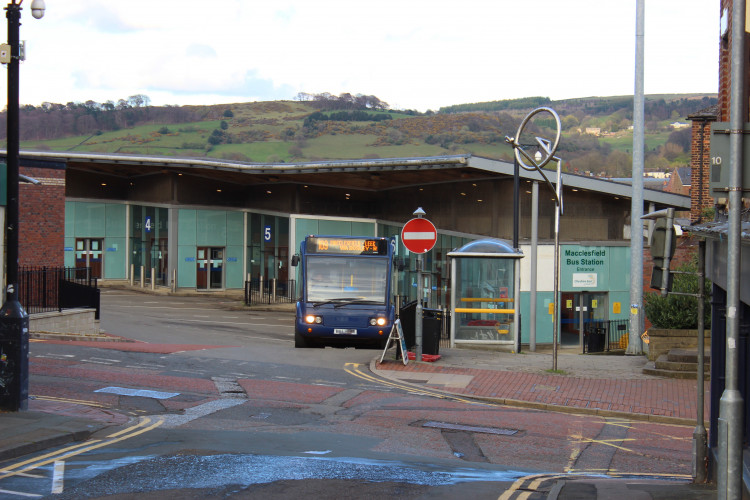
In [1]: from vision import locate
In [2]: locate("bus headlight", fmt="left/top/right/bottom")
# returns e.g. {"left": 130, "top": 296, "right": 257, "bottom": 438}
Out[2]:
{"left": 369, "top": 317, "right": 387, "bottom": 326}
{"left": 305, "top": 315, "right": 322, "bottom": 324}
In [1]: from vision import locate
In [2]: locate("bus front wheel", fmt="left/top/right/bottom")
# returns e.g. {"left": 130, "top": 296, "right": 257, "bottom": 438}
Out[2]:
{"left": 295, "top": 330, "right": 323, "bottom": 348}
{"left": 294, "top": 330, "right": 309, "bottom": 348}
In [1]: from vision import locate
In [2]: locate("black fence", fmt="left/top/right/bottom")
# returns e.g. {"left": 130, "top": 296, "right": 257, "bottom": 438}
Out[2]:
{"left": 244, "top": 279, "right": 296, "bottom": 306}
{"left": 18, "top": 266, "right": 101, "bottom": 319}
{"left": 583, "top": 318, "right": 632, "bottom": 353}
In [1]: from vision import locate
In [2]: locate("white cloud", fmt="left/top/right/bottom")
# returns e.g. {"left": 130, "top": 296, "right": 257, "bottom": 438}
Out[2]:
{"left": 2, "top": 0, "right": 718, "bottom": 111}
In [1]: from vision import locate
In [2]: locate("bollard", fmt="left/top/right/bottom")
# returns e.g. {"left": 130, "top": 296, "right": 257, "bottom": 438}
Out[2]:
{"left": 151, "top": 268, "right": 155, "bottom": 290}
{"left": 130, "top": 264, "right": 134, "bottom": 286}
{"left": 140, "top": 266, "right": 145, "bottom": 288}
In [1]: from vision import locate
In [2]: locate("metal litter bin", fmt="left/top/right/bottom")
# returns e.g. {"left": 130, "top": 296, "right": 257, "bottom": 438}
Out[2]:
{"left": 399, "top": 301, "right": 442, "bottom": 355}
{"left": 586, "top": 327, "right": 606, "bottom": 353}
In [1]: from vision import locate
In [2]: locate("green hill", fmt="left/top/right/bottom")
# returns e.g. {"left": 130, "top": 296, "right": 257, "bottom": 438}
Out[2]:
{"left": 12, "top": 92, "right": 716, "bottom": 175}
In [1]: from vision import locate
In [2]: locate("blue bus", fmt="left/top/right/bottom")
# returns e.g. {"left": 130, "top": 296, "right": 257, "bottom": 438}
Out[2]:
{"left": 292, "top": 235, "right": 395, "bottom": 348}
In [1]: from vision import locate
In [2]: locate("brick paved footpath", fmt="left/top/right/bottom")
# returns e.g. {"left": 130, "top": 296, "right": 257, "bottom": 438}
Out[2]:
{"left": 374, "top": 359, "right": 707, "bottom": 424}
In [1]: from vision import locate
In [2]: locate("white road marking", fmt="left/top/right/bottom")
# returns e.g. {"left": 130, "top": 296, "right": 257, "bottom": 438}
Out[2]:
{"left": 160, "top": 399, "right": 246, "bottom": 428}
{"left": 50, "top": 460, "right": 65, "bottom": 494}
{"left": 95, "top": 387, "right": 180, "bottom": 399}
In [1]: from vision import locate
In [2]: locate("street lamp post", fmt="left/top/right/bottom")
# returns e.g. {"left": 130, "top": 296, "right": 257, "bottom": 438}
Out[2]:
{"left": 0, "top": 0, "right": 45, "bottom": 412}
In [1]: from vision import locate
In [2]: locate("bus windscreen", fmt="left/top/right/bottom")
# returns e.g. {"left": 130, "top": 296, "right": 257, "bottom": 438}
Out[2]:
{"left": 305, "top": 255, "right": 388, "bottom": 304}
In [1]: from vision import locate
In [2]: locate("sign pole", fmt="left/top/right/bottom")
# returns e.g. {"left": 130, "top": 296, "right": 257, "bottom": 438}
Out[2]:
{"left": 401, "top": 208, "right": 437, "bottom": 363}
{"left": 416, "top": 254, "right": 423, "bottom": 362}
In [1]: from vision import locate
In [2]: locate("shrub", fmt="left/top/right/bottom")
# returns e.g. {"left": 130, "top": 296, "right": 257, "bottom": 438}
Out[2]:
{"left": 644, "top": 258, "right": 711, "bottom": 329}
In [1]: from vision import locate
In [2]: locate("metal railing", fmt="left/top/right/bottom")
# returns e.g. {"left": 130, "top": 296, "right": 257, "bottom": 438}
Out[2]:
{"left": 583, "top": 318, "right": 632, "bottom": 353}
{"left": 18, "top": 266, "right": 101, "bottom": 319}
{"left": 244, "top": 278, "right": 296, "bottom": 306}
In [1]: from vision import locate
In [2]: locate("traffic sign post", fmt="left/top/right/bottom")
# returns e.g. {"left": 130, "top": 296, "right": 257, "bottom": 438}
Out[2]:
{"left": 401, "top": 209, "right": 437, "bottom": 362}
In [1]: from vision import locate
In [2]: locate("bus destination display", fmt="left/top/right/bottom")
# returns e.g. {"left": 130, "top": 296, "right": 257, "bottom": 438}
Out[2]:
{"left": 307, "top": 237, "right": 385, "bottom": 255}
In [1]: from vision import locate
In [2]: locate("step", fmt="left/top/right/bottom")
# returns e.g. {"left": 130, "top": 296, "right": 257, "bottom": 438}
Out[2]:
{"left": 642, "top": 362, "right": 711, "bottom": 380}
{"left": 655, "top": 355, "right": 710, "bottom": 373}
{"left": 667, "top": 348, "right": 711, "bottom": 364}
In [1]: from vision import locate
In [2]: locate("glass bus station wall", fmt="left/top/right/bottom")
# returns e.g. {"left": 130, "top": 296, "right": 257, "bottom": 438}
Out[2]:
{"left": 64, "top": 201, "right": 128, "bottom": 279}
{"left": 246, "top": 212, "right": 289, "bottom": 287}
{"left": 131, "top": 206, "right": 169, "bottom": 285}
{"left": 65, "top": 203, "right": 631, "bottom": 346}
{"left": 176, "top": 209, "right": 244, "bottom": 289}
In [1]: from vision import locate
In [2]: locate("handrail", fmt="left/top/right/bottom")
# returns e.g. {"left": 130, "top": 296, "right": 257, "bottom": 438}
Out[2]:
{"left": 454, "top": 308, "right": 515, "bottom": 314}
{"left": 460, "top": 297, "right": 514, "bottom": 303}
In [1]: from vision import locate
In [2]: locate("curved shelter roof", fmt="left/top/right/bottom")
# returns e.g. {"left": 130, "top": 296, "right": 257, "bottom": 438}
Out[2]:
{"left": 447, "top": 238, "right": 523, "bottom": 258}
{"left": 4, "top": 151, "right": 690, "bottom": 210}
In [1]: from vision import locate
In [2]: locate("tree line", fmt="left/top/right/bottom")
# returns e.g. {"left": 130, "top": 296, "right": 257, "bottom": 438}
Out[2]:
{"left": 295, "top": 92, "right": 389, "bottom": 111}
{"left": 303, "top": 110, "right": 392, "bottom": 128}
{"left": 0, "top": 94, "right": 200, "bottom": 141}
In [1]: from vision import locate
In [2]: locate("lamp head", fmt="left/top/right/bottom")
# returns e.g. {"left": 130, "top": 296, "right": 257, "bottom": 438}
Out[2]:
{"left": 30, "top": 0, "right": 45, "bottom": 19}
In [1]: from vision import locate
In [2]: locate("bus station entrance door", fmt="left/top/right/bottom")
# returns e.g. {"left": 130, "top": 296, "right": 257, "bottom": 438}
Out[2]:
{"left": 560, "top": 292, "right": 608, "bottom": 349}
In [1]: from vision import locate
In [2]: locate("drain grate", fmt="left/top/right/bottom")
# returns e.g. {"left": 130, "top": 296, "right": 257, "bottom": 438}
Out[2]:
{"left": 422, "top": 421, "right": 519, "bottom": 436}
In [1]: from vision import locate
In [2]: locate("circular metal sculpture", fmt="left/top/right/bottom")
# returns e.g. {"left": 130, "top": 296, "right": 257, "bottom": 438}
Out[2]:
{"left": 505, "top": 107, "right": 562, "bottom": 206}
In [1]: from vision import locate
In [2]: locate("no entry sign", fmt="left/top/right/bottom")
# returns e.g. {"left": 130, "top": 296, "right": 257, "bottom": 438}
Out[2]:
{"left": 401, "top": 217, "right": 437, "bottom": 254}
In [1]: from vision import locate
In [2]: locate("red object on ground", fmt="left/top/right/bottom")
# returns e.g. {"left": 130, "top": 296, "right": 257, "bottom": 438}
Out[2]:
{"left": 406, "top": 352, "right": 441, "bottom": 362}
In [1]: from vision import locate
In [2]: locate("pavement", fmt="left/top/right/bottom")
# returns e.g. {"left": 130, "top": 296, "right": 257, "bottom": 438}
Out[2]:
{"left": 1, "top": 338, "right": 717, "bottom": 499}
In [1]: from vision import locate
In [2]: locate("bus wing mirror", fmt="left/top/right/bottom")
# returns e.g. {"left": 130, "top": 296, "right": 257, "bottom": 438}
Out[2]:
{"left": 291, "top": 254, "right": 300, "bottom": 266}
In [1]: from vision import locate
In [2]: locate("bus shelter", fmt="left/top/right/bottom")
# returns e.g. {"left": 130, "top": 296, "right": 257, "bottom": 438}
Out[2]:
{"left": 448, "top": 239, "right": 523, "bottom": 349}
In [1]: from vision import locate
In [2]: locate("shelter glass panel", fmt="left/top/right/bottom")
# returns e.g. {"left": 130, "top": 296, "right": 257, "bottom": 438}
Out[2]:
{"left": 454, "top": 257, "right": 516, "bottom": 342}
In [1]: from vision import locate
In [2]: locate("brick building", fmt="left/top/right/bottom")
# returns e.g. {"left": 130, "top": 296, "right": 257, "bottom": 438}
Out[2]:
{"left": 18, "top": 164, "right": 65, "bottom": 268}
{"left": 687, "top": 105, "right": 717, "bottom": 223}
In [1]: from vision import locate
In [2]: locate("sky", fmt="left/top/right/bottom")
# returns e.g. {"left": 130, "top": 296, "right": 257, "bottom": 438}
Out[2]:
{"left": 1, "top": 0, "right": 719, "bottom": 112}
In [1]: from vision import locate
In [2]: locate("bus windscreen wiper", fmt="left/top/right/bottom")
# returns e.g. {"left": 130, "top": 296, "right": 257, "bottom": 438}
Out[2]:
{"left": 333, "top": 299, "right": 381, "bottom": 307}
{"left": 311, "top": 297, "right": 362, "bottom": 307}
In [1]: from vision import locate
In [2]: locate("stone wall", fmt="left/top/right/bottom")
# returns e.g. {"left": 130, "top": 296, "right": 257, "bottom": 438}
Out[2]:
{"left": 29, "top": 308, "right": 99, "bottom": 335}
{"left": 646, "top": 328, "right": 711, "bottom": 361}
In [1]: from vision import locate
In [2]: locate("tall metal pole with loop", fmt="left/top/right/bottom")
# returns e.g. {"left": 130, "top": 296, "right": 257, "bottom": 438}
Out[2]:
{"left": 506, "top": 107, "right": 562, "bottom": 369}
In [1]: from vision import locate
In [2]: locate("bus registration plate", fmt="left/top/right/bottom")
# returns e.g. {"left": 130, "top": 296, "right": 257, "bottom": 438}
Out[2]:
{"left": 334, "top": 328, "right": 357, "bottom": 335}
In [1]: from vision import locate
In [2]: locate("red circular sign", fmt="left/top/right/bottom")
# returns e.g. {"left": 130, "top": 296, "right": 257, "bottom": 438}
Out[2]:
{"left": 401, "top": 218, "right": 437, "bottom": 254}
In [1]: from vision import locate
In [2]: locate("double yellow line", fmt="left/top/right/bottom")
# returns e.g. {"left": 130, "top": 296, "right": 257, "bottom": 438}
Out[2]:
{"left": 0, "top": 416, "right": 164, "bottom": 481}
{"left": 344, "top": 362, "right": 490, "bottom": 407}
{"left": 33, "top": 395, "right": 110, "bottom": 409}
